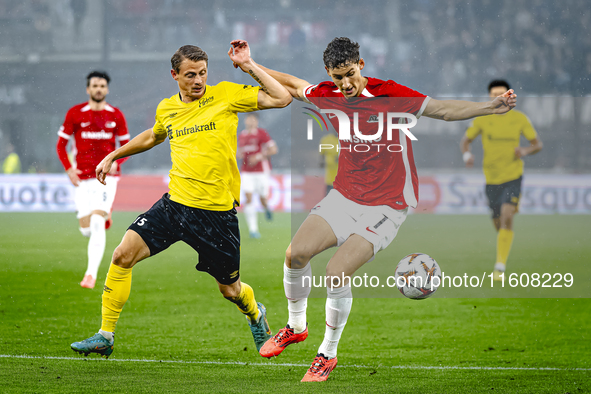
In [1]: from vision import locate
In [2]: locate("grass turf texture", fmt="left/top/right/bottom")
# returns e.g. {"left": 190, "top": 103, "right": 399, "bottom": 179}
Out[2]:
{"left": 0, "top": 212, "right": 589, "bottom": 393}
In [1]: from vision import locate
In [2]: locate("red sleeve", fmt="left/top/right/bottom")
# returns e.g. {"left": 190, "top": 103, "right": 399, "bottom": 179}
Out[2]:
{"left": 384, "top": 81, "right": 429, "bottom": 116}
{"left": 385, "top": 81, "right": 426, "bottom": 98}
{"left": 302, "top": 83, "right": 319, "bottom": 100}
{"left": 114, "top": 109, "right": 130, "bottom": 166}
{"left": 303, "top": 82, "right": 332, "bottom": 101}
{"left": 56, "top": 109, "right": 76, "bottom": 171}
{"left": 259, "top": 129, "right": 272, "bottom": 145}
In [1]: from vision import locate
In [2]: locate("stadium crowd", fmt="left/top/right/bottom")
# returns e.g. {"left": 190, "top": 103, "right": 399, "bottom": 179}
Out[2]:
{"left": 0, "top": 0, "right": 589, "bottom": 174}
{"left": 0, "top": 0, "right": 588, "bottom": 95}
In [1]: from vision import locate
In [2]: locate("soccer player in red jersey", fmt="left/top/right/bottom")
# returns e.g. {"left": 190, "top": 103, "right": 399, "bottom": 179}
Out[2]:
{"left": 237, "top": 113, "right": 278, "bottom": 238}
{"left": 56, "top": 71, "right": 130, "bottom": 289}
{"left": 257, "top": 37, "right": 517, "bottom": 382}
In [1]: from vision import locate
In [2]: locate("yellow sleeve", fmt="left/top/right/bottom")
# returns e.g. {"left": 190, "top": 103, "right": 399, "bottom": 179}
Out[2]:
{"left": 520, "top": 113, "right": 538, "bottom": 141}
{"left": 221, "top": 81, "right": 259, "bottom": 113}
{"left": 465, "top": 118, "right": 481, "bottom": 140}
{"left": 152, "top": 103, "right": 167, "bottom": 137}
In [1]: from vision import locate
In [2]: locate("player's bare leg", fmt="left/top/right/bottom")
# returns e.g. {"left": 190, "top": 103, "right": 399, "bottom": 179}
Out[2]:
{"left": 79, "top": 209, "right": 109, "bottom": 289}
{"left": 302, "top": 235, "right": 372, "bottom": 382}
{"left": 288, "top": 215, "right": 338, "bottom": 269}
{"left": 492, "top": 217, "right": 501, "bottom": 231}
{"left": 243, "top": 192, "right": 260, "bottom": 238}
{"left": 260, "top": 215, "right": 336, "bottom": 358}
{"left": 260, "top": 195, "right": 273, "bottom": 221}
{"left": 493, "top": 203, "right": 518, "bottom": 280}
{"left": 71, "top": 230, "right": 150, "bottom": 358}
{"left": 219, "top": 278, "right": 272, "bottom": 353}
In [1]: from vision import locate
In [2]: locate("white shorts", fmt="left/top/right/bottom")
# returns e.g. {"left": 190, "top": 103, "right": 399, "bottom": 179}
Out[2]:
{"left": 74, "top": 176, "right": 119, "bottom": 219}
{"left": 310, "top": 189, "right": 408, "bottom": 258}
{"left": 241, "top": 171, "right": 270, "bottom": 197}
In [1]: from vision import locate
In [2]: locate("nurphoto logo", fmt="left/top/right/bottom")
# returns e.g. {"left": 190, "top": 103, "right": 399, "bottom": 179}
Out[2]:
{"left": 303, "top": 107, "right": 418, "bottom": 153}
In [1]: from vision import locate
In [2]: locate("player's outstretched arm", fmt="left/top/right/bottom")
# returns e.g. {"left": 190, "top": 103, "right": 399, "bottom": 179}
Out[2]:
{"left": 96, "top": 128, "right": 166, "bottom": 185}
{"left": 424, "top": 90, "right": 517, "bottom": 121}
{"left": 256, "top": 64, "right": 311, "bottom": 101}
{"left": 56, "top": 138, "right": 82, "bottom": 186}
{"left": 228, "top": 40, "right": 292, "bottom": 110}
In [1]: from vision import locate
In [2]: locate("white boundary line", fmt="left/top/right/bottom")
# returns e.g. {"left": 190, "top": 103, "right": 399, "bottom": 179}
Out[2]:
{"left": 1, "top": 355, "right": 590, "bottom": 371}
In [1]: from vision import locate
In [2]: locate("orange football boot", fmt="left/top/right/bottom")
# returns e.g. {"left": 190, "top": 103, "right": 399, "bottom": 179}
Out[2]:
{"left": 259, "top": 324, "right": 308, "bottom": 358}
{"left": 301, "top": 353, "right": 338, "bottom": 382}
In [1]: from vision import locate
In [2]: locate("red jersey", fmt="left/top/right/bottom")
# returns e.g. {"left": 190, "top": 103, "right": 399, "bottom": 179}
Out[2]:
{"left": 303, "top": 77, "right": 430, "bottom": 209}
{"left": 56, "top": 102, "right": 130, "bottom": 180}
{"left": 238, "top": 128, "right": 273, "bottom": 173}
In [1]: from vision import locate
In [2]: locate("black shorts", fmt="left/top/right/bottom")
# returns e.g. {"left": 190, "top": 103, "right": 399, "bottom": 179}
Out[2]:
{"left": 485, "top": 177, "right": 522, "bottom": 219}
{"left": 128, "top": 194, "right": 240, "bottom": 285}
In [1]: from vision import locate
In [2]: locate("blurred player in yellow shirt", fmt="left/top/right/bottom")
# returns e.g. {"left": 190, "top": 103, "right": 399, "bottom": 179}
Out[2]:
{"left": 319, "top": 133, "right": 338, "bottom": 195}
{"left": 461, "top": 80, "right": 543, "bottom": 280}
{"left": 2, "top": 143, "right": 21, "bottom": 174}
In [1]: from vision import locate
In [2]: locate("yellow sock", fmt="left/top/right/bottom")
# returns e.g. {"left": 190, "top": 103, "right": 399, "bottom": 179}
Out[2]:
{"left": 496, "top": 228, "right": 514, "bottom": 267}
{"left": 101, "top": 264, "right": 132, "bottom": 333}
{"left": 233, "top": 282, "right": 259, "bottom": 323}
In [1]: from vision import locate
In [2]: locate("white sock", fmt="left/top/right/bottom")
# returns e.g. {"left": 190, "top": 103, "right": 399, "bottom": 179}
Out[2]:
{"left": 86, "top": 214, "right": 106, "bottom": 278}
{"left": 244, "top": 203, "right": 258, "bottom": 233}
{"left": 318, "top": 285, "right": 353, "bottom": 359}
{"left": 283, "top": 262, "right": 312, "bottom": 333}
{"left": 99, "top": 329, "right": 114, "bottom": 342}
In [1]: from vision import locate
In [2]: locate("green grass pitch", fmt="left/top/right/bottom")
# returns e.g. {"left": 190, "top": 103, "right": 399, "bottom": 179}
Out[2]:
{"left": 0, "top": 212, "right": 589, "bottom": 393}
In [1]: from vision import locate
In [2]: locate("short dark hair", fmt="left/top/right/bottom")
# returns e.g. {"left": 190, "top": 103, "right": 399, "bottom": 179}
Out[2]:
{"left": 86, "top": 71, "right": 110, "bottom": 86}
{"left": 488, "top": 79, "right": 511, "bottom": 92}
{"left": 171, "top": 45, "right": 208, "bottom": 73}
{"left": 323, "top": 37, "right": 360, "bottom": 69}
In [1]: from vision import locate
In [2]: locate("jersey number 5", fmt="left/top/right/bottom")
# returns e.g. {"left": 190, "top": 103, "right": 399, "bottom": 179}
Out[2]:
{"left": 134, "top": 217, "right": 147, "bottom": 226}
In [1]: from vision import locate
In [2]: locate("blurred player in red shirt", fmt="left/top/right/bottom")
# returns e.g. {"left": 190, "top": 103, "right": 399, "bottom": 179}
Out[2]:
{"left": 237, "top": 113, "right": 277, "bottom": 238}
{"left": 56, "top": 71, "right": 130, "bottom": 289}
{"left": 257, "top": 37, "right": 517, "bottom": 382}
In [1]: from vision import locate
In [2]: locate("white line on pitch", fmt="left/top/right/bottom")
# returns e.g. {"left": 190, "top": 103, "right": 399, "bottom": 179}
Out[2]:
{"left": 1, "top": 355, "right": 590, "bottom": 371}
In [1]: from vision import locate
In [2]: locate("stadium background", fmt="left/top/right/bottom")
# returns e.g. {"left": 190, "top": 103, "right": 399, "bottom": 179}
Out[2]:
{"left": 1, "top": 1, "right": 590, "bottom": 393}
{"left": 0, "top": 0, "right": 590, "bottom": 175}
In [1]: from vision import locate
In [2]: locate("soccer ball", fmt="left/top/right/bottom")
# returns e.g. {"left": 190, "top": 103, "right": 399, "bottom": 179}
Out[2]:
{"left": 394, "top": 253, "right": 441, "bottom": 299}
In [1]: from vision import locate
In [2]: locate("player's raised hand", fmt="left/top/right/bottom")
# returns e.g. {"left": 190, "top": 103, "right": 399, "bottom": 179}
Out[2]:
{"left": 491, "top": 89, "right": 517, "bottom": 114}
{"left": 228, "top": 40, "right": 252, "bottom": 71}
{"left": 96, "top": 154, "right": 114, "bottom": 185}
{"left": 66, "top": 167, "right": 83, "bottom": 187}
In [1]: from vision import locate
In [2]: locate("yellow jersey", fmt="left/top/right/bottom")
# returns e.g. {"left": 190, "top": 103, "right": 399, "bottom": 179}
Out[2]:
{"left": 465, "top": 110, "right": 537, "bottom": 185}
{"left": 319, "top": 134, "right": 339, "bottom": 186}
{"left": 153, "top": 81, "right": 259, "bottom": 210}
{"left": 2, "top": 152, "right": 21, "bottom": 174}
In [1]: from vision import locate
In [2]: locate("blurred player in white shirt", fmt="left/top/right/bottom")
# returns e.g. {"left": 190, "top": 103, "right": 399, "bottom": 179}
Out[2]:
{"left": 237, "top": 113, "right": 277, "bottom": 238}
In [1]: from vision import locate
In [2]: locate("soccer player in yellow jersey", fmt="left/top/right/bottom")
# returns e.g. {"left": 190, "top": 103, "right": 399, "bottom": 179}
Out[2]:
{"left": 319, "top": 133, "right": 339, "bottom": 195}
{"left": 71, "top": 40, "right": 291, "bottom": 358}
{"left": 460, "top": 80, "right": 542, "bottom": 280}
